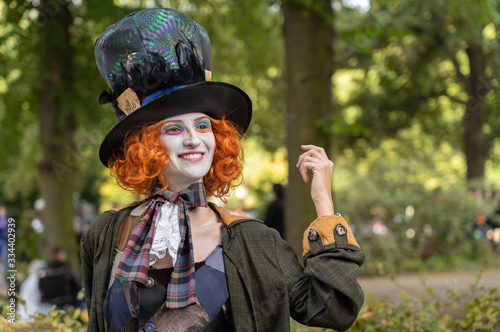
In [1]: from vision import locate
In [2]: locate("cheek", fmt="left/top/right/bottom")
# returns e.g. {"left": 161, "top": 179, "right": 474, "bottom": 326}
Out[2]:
{"left": 159, "top": 136, "right": 168, "bottom": 149}
{"left": 160, "top": 137, "right": 179, "bottom": 157}
{"left": 205, "top": 133, "right": 216, "bottom": 152}
{"left": 202, "top": 135, "right": 215, "bottom": 165}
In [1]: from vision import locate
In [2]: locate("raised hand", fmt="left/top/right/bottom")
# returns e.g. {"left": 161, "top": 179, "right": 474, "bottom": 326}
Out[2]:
{"left": 296, "top": 145, "right": 334, "bottom": 217}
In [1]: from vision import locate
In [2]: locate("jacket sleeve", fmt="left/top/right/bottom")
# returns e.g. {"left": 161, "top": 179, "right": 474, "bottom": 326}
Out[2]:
{"left": 80, "top": 210, "right": 116, "bottom": 330}
{"left": 278, "top": 214, "right": 365, "bottom": 331}
{"left": 81, "top": 221, "right": 96, "bottom": 312}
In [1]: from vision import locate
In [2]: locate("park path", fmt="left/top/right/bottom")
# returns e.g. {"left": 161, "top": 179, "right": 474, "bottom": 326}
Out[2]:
{"left": 358, "top": 267, "right": 500, "bottom": 301}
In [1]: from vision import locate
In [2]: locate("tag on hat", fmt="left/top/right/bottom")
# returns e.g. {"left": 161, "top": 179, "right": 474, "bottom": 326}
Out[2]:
{"left": 205, "top": 70, "right": 212, "bottom": 82}
{"left": 117, "top": 88, "right": 141, "bottom": 116}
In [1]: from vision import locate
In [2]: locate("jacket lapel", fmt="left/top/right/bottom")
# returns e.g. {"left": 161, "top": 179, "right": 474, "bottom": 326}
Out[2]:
{"left": 213, "top": 204, "right": 258, "bottom": 329}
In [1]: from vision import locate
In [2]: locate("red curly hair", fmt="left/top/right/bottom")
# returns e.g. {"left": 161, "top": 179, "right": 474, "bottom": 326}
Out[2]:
{"left": 109, "top": 116, "right": 244, "bottom": 198}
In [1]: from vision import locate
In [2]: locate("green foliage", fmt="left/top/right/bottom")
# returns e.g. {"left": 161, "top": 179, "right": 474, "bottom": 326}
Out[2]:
{"left": 350, "top": 275, "right": 500, "bottom": 332}
{"left": 0, "top": 0, "right": 127, "bottom": 233}
{"left": 460, "top": 287, "right": 500, "bottom": 331}
{"left": 333, "top": 0, "right": 500, "bottom": 158}
{"left": 291, "top": 272, "right": 500, "bottom": 331}
{"left": 0, "top": 303, "right": 86, "bottom": 331}
{"left": 332, "top": 124, "right": 499, "bottom": 275}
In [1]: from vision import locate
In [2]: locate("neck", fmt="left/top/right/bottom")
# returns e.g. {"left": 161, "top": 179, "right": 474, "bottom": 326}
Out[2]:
{"left": 189, "top": 204, "right": 217, "bottom": 227}
{"left": 167, "top": 180, "right": 202, "bottom": 193}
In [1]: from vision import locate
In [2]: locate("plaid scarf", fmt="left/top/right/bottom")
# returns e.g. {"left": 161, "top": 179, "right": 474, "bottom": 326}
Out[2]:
{"left": 114, "top": 182, "right": 208, "bottom": 308}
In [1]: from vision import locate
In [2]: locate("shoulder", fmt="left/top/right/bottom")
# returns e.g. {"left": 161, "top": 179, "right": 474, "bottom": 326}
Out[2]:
{"left": 86, "top": 200, "right": 145, "bottom": 235}
{"left": 210, "top": 204, "right": 282, "bottom": 245}
{"left": 210, "top": 203, "right": 265, "bottom": 228}
{"left": 81, "top": 210, "right": 117, "bottom": 255}
{"left": 85, "top": 210, "right": 117, "bottom": 237}
{"left": 82, "top": 202, "right": 141, "bottom": 249}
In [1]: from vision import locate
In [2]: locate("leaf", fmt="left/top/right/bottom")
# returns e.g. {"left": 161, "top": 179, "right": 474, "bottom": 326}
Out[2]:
{"left": 71, "top": 308, "right": 81, "bottom": 321}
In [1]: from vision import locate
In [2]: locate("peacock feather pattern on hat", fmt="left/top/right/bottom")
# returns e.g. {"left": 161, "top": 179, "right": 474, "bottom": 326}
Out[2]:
{"left": 95, "top": 8, "right": 211, "bottom": 117}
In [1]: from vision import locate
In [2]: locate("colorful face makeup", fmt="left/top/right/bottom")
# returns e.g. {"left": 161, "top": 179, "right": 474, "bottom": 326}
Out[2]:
{"left": 160, "top": 112, "right": 215, "bottom": 192}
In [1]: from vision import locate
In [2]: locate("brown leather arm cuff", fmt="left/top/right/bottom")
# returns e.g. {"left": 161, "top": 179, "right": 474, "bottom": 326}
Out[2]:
{"left": 302, "top": 215, "right": 359, "bottom": 257}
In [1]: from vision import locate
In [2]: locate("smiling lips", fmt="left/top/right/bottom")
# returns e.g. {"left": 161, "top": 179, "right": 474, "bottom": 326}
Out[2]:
{"left": 179, "top": 152, "right": 204, "bottom": 162}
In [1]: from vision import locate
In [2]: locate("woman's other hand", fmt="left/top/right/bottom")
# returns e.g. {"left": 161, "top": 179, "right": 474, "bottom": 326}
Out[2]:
{"left": 295, "top": 144, "right": 334, "bottom": 217}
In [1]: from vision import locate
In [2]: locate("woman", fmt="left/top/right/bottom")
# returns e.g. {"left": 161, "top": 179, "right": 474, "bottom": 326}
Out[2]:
{"left": 82, "top": 8, "right": 364, "bottom": 332}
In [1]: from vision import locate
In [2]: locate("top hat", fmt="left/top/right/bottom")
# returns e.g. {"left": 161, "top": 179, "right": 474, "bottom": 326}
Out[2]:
{"left": 95, "top": 8, "right": 252, "bottom": 167}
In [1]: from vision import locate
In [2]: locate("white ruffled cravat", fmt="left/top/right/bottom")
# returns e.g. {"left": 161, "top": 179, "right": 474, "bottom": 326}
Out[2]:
{"left": 149, "top": 202, "right": 180, "bottom": 266}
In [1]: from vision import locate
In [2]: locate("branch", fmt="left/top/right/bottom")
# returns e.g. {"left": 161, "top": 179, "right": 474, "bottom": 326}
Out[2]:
{"left": 451, "top": 56, "right": 472, "bottom": 95}
{"left": 438, "top": 90, "right": 467, "bottom": 105}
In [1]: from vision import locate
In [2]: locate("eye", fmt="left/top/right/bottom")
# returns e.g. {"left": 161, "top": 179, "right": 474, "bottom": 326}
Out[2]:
{"left": 161, "top": 124, "right": 184, "bottom": 135}
{"left": 195, "top": 119, "right": 212, "bottom": 132}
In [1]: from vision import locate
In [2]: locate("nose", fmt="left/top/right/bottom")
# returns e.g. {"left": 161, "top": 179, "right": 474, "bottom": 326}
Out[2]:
{"left": 183, "top": 128, "right": 201, "bottom": 148}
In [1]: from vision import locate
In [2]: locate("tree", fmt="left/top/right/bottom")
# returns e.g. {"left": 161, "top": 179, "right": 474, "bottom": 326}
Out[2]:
{"left": 1, "top": 0, "right": 129, "bottom": 262}
{"left": 334, "top": 0, "right": 500, "bottom": 186}
{"left": 1, "top": 0, "right": 80, "bottom": 261}
{"left": 283, "top": 0, "right": 334, "bottom": 256}
{"left": 448, "top": 1, "right": 499, "bottom": 183}
{"left": 36, "top": 0, "right": 79, "bottom": 260}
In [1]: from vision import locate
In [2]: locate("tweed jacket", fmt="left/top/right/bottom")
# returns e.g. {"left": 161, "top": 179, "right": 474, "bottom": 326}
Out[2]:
{"left": 81, "top": 203, "right": 365, "bottom": 332}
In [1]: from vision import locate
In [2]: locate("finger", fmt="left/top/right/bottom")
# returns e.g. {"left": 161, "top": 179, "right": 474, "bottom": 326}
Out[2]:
{"left": 297, "top": 156, "right": 326, "bottom": 178}
{"left": 300, "top": 169, "right": 310, "bottom": 183}
{"left": 296, "top": 153, "right": 303, "bottom": 168}
{"left": 296, "top": 146, "right": 326, "bottom": 168}
{"left": 296, "top": 149, "right": 310, "bottom": 168}
{"left": 301, "top": 145, "right": 328, "bottom": 160}
{"left": 299, "top": 156, "right": 325, "bottom": 183}
{"left": 301, "top": 158, "right": 332, "bottom": 178}
{"left": 298, "top": 156, "right": 316, "bottom": 183}
{"left": 299, "top": 147, "right": 328, "bottom": 166}
{"left": 296, "top": 145, "right": 317, "bottom": 167}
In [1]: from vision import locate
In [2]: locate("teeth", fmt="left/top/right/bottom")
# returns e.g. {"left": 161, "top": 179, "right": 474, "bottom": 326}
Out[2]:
{"left": 181, "top": 153, "right": 202, "bottom": 159}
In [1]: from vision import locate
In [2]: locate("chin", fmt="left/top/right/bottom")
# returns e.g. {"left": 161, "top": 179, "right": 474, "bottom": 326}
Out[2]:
{"left": 173, "top": 172, "right": 209, "bottom": 185}
{"left": 185, "top": 166, "right": 211, "bottom": 179}
{"left": 164, "top": 164, "right": 211, "bottom": 188}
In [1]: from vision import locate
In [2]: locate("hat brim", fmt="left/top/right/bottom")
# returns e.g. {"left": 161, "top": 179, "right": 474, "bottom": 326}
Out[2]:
{"left": 99, "top": 81, "right": 252, "bottom": 167}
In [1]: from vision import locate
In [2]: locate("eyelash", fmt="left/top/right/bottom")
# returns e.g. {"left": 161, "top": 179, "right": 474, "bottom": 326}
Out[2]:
{"left": 160, "top": 121, "right": 212, "bottom": 135}
{"left": 161, "top": 125, "right": 183, "bottom": 136}
{"left": 196, "top": 121, "right": 212, "bottom": 131}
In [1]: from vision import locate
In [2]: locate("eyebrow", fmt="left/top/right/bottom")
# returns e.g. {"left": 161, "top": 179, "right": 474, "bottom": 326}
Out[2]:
{"left": 162, "top": 119, "right": 182, "bottom": 124}
{"left": 194, "top": 116, "right": 210, "bottom": 122}
{"left": 162, "top": 116, "right": 209, "bottom": 124}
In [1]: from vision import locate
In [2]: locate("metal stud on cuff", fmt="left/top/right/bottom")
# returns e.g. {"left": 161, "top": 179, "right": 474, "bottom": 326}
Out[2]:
{"left": 336, "top": 224, "right": 347, "bottom": 236}
{"left": 308, "top": 229, "right": 318, "bottom": 241}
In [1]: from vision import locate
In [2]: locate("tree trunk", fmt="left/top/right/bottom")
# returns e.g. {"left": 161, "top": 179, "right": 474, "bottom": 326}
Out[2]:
{"left": 283, "top": 0, "right": 334, "bottom": 258}
{"left": 463, "top": 45, "right": 492, "bottom": 186}
{"left": 37, "top": 0, "right": 79, "bottom": 264}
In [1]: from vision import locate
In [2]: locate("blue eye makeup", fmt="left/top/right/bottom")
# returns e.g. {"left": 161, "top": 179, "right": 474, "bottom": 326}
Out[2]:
{"left": 160, "top": 117, "right": 213, "bottom": 136}
{"left": 195, "top": 118, "right": 212, "bottom": 132}
{"left": 161, "top": 123, "right": 184, "bottom": 136}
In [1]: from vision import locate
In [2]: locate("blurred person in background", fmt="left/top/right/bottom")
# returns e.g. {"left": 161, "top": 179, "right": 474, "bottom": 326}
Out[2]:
{"left": 0, "top": 206, "right": 9, "bottom": 275}
{"left": 39, "top": 247, "right": 81, "bottom": 311}
{"left": 263, "top": 183, "right": 285, "bottom": 238}
{"left": 18, "top": 259, "right": 51, "bottom": 321}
